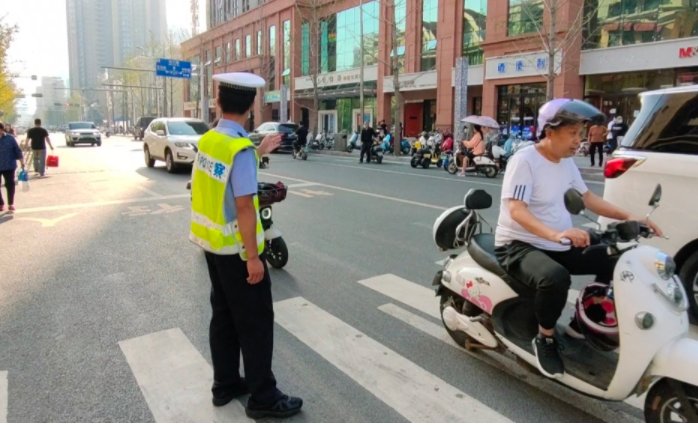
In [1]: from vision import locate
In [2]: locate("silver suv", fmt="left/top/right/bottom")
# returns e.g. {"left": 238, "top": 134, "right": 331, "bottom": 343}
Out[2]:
{"left": 600, "top": 85, "right": 698, "bottom": 320}
{"left": 65, "top": 122, "right": 101, "bottom": 147}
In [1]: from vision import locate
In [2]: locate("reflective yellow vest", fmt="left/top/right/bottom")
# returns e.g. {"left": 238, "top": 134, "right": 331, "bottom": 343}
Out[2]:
{"left": 189, "top": 130, "right": 264, "bottom": 259}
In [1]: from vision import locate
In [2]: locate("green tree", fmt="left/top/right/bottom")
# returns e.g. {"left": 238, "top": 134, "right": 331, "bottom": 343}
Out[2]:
{"left": 0, "top": 19, "right": 20, "bottom": 122}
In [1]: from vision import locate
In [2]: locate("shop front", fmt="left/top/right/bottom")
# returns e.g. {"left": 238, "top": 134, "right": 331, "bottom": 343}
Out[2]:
{"left": 496, "top": 83, "right": 546, "bottom": 140}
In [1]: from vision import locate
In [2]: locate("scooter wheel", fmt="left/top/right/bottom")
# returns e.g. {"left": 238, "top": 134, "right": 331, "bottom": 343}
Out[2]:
{"left": 484, "top": 166, "right": 498, "bottom": 178}
{"left": 644, "top": 379, "right": 698, "bottom": 423}
{"left": 438, "top": 285, "right": 482, "bottom": 349}
{"left": 302, "top": 153, "right": 308, "bottom": 160}
{"left": 447, "top": 161, "right": 458, "bottom": 174}
{"left": 410, "top": 157, "right": 419, "bottom": 168}
{"left": 377, "top": 156, "right": 383, "bottom": 164}
{"left": 421, "top": 158, "right": 430, "bottom": 169}
{"left": 436, "top": 159, "right": 443, "bottom": 168}
{"left": 265, "top": 237, "right": 288, "bottom": 269}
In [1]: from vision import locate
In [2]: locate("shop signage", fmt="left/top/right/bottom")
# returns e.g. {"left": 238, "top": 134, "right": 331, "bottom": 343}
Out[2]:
{"left": 485, "top": 51, "right": 561, "bottom": 80}
{"left": 294, "top": 65, "right": 377, "bottom": 91}
{"left": 382, "top": 70, "right": 438, "bottom": 92}
{"left": 679, "top": 47, "right": 698, "bottom": 58}
{"left": 264, "top": 90, "right": 281, "bottom": 103}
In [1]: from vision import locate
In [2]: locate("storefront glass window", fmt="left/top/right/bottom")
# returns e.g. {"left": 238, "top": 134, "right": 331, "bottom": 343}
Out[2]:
{"left": 283, "top": 20, "right": 291, "bottom": 86}
{"left": 321, "top": 96, "right": 376, "bottom": 134}
{"left": 246, "top": 34, "right": 252, "bottom": 58}
{"left": 393, "top": 0, "right": 407, "bottom": 73}
{"left": 215, "top": 45, "right": 223, "bottom": 64}
{"left": 235, "top": 39, "right": 240, "bottom": 61}
{"left": 508, "top": 0, "right": 543, "bottom": 36}
{"left": 301, "top": 22, "right": 310, "bottom": 76}
{"left": 421, "top": 0, "right": 438, "bottom": 71}
{"left": 584, "top": 0, "right": 698, "bottom": 49}
{"left": 463, "top": 0, "right": 486, "bottom": 65}
{"left": 226, "top": 41, "right": 232, "bottom": 63}
{"left": 497, "top": 84, "right": 546, "bottom": 140}
{"left": 257, "top": 30, "right": 263, "bottom": 56}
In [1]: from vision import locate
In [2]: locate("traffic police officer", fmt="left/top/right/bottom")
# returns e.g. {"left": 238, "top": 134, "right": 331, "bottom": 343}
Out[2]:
{"left": 190, "top": 72, "right": 303, "bottom": 419}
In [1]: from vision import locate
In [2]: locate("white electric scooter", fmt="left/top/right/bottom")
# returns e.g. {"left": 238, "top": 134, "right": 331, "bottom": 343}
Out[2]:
{"left": 432, "top": 186, "right": 698, "bottom": 422}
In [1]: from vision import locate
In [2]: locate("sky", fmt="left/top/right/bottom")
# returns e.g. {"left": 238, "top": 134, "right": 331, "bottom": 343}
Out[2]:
{"left": 3, "top": 0, "right": 205, "bottom": 114}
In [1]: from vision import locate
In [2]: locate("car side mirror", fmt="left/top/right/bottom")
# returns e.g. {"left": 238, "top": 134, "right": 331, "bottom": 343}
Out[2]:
{"left": 156, "top": 130, "right": 165, "bottom": 137}
{"left": 564, "top": 188, "right": 585, "bottom": 215}
{"left": 649, "top": 184, "right": 662, "bottom": 207}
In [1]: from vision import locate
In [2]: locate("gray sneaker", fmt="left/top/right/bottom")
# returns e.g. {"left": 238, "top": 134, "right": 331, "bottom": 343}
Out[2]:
{"left": 532, "top": 335, "right": 564, "bottom": 378}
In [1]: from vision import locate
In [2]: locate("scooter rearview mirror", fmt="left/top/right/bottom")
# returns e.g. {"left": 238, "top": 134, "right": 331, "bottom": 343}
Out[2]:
{"left": 564, "top": 188, "right": 585, "bottom": 215}
{"left": 649, "top": 184, "right": 662, "bottom": 207}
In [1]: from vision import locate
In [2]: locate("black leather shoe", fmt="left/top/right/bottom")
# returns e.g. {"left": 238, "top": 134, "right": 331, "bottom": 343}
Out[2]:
{"left": 245, "top": 395, "right": 303, "bottom": 419}
{"left": 212, "top": 381, "right": 250, "bottom": 407}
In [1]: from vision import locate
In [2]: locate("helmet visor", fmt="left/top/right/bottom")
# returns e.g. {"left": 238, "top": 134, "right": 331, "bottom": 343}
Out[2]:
{"left": 538, "top": 99, "right": 605, "bottom": 138}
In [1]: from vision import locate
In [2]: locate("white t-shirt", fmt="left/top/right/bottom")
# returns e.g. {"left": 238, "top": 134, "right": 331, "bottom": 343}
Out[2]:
{"left": 495, "top": 145, "right": 588, "bottom": 251}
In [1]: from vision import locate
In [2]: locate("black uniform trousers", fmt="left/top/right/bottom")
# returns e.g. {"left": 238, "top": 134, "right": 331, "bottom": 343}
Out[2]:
{"left": 359, "top": 143, "right": 372, "bottom": 163}
{"left": 495, "top": 241, "right": 615, "bottom": 330}
{"left": 204, "top": 251, "right": 281, "bottom": 405}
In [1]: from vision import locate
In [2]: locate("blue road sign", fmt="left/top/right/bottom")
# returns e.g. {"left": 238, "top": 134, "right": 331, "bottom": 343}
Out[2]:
{"left": 155, "top": 58, "right": 192, "bottom": 79}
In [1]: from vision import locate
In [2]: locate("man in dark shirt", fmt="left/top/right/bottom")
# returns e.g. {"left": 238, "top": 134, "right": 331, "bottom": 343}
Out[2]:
{"left": 359, "top": 122, "right": 375, "bottom": 163}
{"left": 294, "top": 123, "right": 308, "bottom": 155}
{"left": 25, "top": 118, "right": 53, "bottom": 176}
{"left": 0, "top": 123, "right": 25, "bottom": 212}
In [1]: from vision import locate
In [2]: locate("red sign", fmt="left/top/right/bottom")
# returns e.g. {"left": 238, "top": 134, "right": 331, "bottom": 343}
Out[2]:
{"left": 679, "top": 47, "right": 698, "bottom": 58}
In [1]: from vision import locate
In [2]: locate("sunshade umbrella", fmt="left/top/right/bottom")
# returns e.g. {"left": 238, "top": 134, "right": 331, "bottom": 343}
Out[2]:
{"left": 461, "top": 115, "right": 500, "bottom": 129}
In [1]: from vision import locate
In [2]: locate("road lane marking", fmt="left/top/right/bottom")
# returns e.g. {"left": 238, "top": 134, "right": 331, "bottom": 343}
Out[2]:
{"left": 137, "top": 186, "right": 164, "bottom": 198}
{"left": 14, "top": 213, "right": 77, "bottom": 227}
{"left": 118, "top": 328, "right": 251, "bottom": 423}
{"left": 286, "top": 182, "right": 319, "bottom": 189}
{"left": 377, "top": 302, "right": 642, "bottom": 423}
{"left": 0, "top": 371, "right": 6, "bottom": 422}
{"left": 261, "top": 172, "right": 447, "bottom": 211}
{"left": 358, "top": 274, "right": 440, "bottom": 319}
{"left": 274, "top": 297, "right": 511, "bottom": 422}
{"left": 288, "top": 190, "right": 314, "bottom": 198}
{"left": 11, "top": 194, "right": 189, "bottom": 215}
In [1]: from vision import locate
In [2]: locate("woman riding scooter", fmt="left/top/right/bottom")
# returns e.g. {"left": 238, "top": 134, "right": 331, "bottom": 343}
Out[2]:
{"left": 457, "top": 124, "right": 486, "bottom": 176}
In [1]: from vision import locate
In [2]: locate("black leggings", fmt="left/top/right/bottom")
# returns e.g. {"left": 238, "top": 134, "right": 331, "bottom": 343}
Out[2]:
{"left": 495, "top": 241, "right": 615, "bottom": 330}
{"left": 0, "top": 169, "right": 15, "bottom": 206}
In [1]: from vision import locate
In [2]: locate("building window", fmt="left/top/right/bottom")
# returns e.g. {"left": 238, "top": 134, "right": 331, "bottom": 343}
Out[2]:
{"left": 226, "top": 41, "right": 232, "bottom": 63}
{"left": 463, "top": 0, "right": 486, "bottom": 65}
{"left": 242, "top": 0, "right": 250, "bottom": 13}
{"left": 582, "top": 0, "right": 696, "bottom": 50}
{"left": 319, "top": 1, "right": 379, "bottom": 74}
{"left": 301, "top": 22, "right": 310, "bottom": 76}
{"left": 235, "top": 38, "right": 241, "bottom": 60}
{"left": 283, "top": 20, "right": 291, "bottom": 86}
{"left": 257, "top": 30, "right": 263, "bottom": 55}
{"left": 268, "top": 25, "right": 276, "bottom": 90}
{"left": 421, "top": 0, "right": 438, "bottom": 71}
{"left": 245, "top": 34, "right": 252, "bottom": 58}
{"left": 508, "top": 0, "right": 543, "bottom": 36}
{"left": 392, "top": 0, "right": 407, "bottom": 73}
{"left": 215, "top": 45, "right": 223, "bottom": 65}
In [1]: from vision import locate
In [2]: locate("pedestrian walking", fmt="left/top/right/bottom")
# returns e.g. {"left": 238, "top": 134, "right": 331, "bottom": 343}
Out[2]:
{"left": 189, "top": 72, "right": 303, "bottom": 419}
{"left": 0, "top": 123, "right": 26, "bottom": 212}
{"left": 359, "top": 121, "right": 375, "bottom": 163}
{"left": 609, "top": 116, "right": 628, "bottom": 154}
{"left": 24, "top": 118, "right": 53, "bottom": 177}
{"left": 587, "top": 122, "right": 607, "bottom": 167}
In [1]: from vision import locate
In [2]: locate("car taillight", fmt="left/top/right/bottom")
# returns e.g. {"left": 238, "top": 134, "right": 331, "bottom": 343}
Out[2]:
{"left": 604, "top": 157, "right": 638, "bottom": 179}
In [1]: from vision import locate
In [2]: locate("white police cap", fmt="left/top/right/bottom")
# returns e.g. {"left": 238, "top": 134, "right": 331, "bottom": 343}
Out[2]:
{"left": 213, "top": 72, "right": 265, "bottom": 92}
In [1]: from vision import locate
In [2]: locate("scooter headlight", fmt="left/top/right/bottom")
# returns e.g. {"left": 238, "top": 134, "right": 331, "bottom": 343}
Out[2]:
{"left": 260, "top": 207, "right": 272, "bottom": 220}
{"left": 655, "top": 252, "right": 676, "bottom": 280}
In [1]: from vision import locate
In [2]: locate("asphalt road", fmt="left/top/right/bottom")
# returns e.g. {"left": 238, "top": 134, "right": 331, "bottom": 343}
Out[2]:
{"left": 1, "top": 134, "right": 645, "bottom": 422}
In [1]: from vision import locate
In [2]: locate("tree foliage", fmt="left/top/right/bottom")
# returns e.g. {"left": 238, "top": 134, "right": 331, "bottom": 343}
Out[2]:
{"left": 0, "top": 18, "right": 19, "bottom": 122}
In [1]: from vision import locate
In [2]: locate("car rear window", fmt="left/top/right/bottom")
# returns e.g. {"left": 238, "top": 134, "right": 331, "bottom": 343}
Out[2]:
{"left": 622, "top": 92, "right": 698, "bottom": 155}
{"left": 278, "top": 124, "right": 298, "bottom": 133}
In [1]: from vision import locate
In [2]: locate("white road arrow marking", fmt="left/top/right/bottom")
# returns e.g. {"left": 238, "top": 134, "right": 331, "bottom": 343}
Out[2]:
{"left": 14, "top": 213, "right": 78, "bottom": 227}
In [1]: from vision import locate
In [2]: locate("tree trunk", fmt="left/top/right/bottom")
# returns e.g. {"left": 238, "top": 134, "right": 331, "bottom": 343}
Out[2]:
{"left": 390, "top": 0, "right": 403, "bottom": 156}
{"left": 546, "top": 0, "right": 556, "bottom": 101}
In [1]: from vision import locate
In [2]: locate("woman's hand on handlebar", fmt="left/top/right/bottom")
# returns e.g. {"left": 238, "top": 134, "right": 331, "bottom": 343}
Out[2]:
{"left": 554, "top": 228, "right": 590, "bottom": 247}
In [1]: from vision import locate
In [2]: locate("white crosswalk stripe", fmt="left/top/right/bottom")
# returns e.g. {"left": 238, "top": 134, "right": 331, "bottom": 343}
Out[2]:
{"left": 274, "top": 296, "right": 511, "bottom": 422}
{"left": 119, "top": 328, "right": 252, "bottom": 423}
{"left": 0, "top": 371, "right": 7, "bottom": 423}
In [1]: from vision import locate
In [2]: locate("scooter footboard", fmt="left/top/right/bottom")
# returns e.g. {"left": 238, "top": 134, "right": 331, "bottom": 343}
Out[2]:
{"left": 646, "top": 337, "right": 698, "bottom": 387}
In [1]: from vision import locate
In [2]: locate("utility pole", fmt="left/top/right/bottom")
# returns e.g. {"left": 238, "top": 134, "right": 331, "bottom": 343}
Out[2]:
{"left": 359, "top": 0, "right": 365, "bottom": 126}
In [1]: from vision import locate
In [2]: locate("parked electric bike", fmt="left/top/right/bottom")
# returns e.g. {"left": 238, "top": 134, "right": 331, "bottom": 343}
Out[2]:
{"left": 370, "top": 140, "right": 385, "bottom": 164}
{"left": 432, "top": 185, "right": 697, "bottom": 423}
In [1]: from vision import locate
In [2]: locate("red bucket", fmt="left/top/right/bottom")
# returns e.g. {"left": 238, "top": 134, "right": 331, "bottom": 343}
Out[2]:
{"left": 47, "top": 155, "right": 59, "bottom": 167}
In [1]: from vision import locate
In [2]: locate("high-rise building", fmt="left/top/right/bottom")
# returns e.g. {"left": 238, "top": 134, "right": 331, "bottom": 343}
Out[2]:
{"left": 35, "top": 77, "right": 67, "bottom": 128}
{"left": 66, "top": 0, "right": 167, "bottom": 122}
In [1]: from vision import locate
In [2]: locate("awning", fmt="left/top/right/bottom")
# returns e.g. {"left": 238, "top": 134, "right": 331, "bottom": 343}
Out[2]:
{"left": 294, "top": 86, "right": 377, "bottom": 100}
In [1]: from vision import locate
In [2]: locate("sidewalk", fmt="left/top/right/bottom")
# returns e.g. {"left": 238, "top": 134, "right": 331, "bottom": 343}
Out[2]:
{"left": 311, "top": 149, "right": 605, "bottom": 182}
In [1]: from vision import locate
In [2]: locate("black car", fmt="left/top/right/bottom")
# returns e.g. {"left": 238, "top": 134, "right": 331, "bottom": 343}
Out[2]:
{"left": 248, "top": 122, "right": 298, "bottom": 153}
{"left": 134, "top": 116, "right": 157, "bottom": 141}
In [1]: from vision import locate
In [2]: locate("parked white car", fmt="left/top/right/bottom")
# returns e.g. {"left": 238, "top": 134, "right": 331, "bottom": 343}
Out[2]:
{"left": 599, "top": 85, "right": 698, "bottom": 320}
{"left": 143, "top": 118, "right": 209, "bottom": 173}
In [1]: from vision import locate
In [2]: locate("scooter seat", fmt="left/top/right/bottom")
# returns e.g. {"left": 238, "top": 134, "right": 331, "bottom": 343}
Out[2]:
{"left": 467, "top": 233, "right": 534, "bottom": 297}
